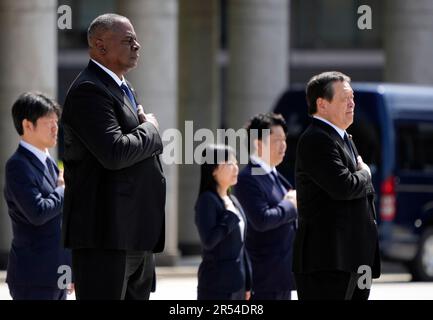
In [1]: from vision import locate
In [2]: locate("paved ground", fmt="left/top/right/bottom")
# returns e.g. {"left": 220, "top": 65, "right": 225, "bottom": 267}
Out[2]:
{"left": 1, "top": 258, "right": 432, "bottom": 300}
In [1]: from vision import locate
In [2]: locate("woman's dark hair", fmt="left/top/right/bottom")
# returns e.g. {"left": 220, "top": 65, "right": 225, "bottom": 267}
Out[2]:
{"left": 11, "top": 91, "right": 61, "bottom": 135}
{"left": 198, "top": 144, "right": 235, "bottom": 196}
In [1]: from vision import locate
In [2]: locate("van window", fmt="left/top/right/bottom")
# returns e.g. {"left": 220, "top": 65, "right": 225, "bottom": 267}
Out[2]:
{"left": 397, "top": 122, "right": 433, "bottom": 173}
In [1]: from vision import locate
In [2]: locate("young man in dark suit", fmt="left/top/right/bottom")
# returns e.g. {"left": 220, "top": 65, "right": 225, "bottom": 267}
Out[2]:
{"left": 61, "top": 14, "right": 165, "bottom": 300}
{"left": 235, "top": 113, "right": 298, "bottom": 300}
{"left": 4, "top": 92, "right": 71, "bottom": 300}
{"left": 293, "top": 71, "right": 381, "bottom": 300}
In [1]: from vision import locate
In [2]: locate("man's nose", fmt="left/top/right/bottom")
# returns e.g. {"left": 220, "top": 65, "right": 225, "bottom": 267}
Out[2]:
{"left": 133, "top": 40, "right": 141, "bottom": 51}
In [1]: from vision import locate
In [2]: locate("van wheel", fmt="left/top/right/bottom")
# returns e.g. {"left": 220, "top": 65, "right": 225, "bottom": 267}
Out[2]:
{"left": 409, "top": 228, "right": 433, "bottom": 281}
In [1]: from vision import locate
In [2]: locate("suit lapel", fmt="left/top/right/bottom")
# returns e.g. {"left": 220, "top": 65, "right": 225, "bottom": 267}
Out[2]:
{"left": 277, "top": 172, "right": 293, "bottom": 190}
{"left": 312, "top": 118, "right": 357, "bottom": 169}
{"left": 17, "top": 146, "right": 57, "bottom": 188}
{"left": 126, "top": 80, "right": 144, "bottom": 112}
{"left": 230, "top": 195, "right": 247, "bottom": 240}
{"left": 336, "top": 138, "right": 357, "bottom": 167}
{"left": 88, "top": 61, "right": 140, "bottom": 123}
{"left": 347, "top": 134, "right": 360, "bottom": 159}
{"left": 249, "top": 162, "right": 285, "bottom": 198}
{"left": 108, "top": 80, "right": 139, "bottom": 122}
{"left": 230, "top": 195, "right": 247, "bottom": 222}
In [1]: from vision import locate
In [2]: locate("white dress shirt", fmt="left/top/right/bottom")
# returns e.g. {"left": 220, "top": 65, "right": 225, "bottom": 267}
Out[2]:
{"left": 250, "top": 154, "right": 281, "bottom": 183}
{"left": 91, "top": 59, "right": 129, "bottom": 89}
{"left": 19, "top": 140, "right": 53, "bottom": 171}
{"left": 222, "top": 195, "right": 245, "bottom": 242}
{"left": 313, "top": 115, "right": 347, "bottom": 140}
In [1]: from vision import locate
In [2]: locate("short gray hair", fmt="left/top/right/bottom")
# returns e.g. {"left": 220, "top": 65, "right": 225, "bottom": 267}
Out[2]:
{"left": 87, "top": 13, "right": 128, "bottom": 47}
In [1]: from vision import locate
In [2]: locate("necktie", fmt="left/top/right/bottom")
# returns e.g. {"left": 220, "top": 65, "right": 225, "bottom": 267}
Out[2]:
{"left": 344, "top": 133, "right": 357, "bottom": 164}
{"left": 45, "top": 157, "right": 57, "bottom": 183}
{"left": 270, "top": 171, "right": 287, "bottom": 196}
{"left": 120, "top": 83, "right": 137, "bottom": 112}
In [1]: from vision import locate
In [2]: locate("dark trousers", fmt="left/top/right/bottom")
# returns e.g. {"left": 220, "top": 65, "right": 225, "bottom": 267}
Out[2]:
{"left": 9, "top": 285, "right": 66, "bottom": 300}
{"left": 251, "top": 290, "right": 292, "bottom": 300}
{"left": 295, "top": 271, "right": 370, "bottom": 300}
{"left": 72, "top": 248, "right": 154, "bottom": 300}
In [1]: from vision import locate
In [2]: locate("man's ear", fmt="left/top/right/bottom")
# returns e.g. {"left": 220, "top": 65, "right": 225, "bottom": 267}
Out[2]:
{"left": 22, "top": 119, "right": 33, "bottom": 133}
{"left": 316, "top": 97, "right": 327, "bottom": 115}
{"left": 95, "top": 38, "right": 106, "bottom": 54}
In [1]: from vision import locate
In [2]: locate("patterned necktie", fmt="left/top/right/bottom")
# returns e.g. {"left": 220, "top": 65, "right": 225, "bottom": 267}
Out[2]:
{"left": 120, "top": 83, "right": 137, "bottom": 112}
{"left": 270, "top": 171, "right": 287, "bottom": 196}
{"left": 344, "top": 133, "right": 357, "bottom": 164}
{"left": 45, "top": 157, "right": 57, "bottom": 183}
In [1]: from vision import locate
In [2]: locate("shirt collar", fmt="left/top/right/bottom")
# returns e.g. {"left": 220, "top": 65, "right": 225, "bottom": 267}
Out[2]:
{"left": 250, "top": 154, "right": 276, "bottom": 174}
{"left": 313, "top": 115, "right": 347, "bottom": 140}
{"left": 91, "top": 59, "right": 125, "bottom": 87}
{"left": 19, "top": 140, "right": 50, "bottom": 167}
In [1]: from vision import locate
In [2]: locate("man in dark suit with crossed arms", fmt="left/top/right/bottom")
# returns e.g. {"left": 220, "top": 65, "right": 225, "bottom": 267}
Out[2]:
{"left": 62, "top": 13, "right": 165, "bottom": 300}
{"left": 293, "top": 71, "right": 380, "bottom": 300}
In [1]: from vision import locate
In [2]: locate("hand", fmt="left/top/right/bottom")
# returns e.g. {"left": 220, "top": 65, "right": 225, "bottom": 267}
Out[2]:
{"left": 57, "top": 169, "right": 65, "bottom": 187}
{"left": 357, "top": 156, "right": 371, "bottom": 177}
{"left": 137, "top": 105, "right": 146, "bottom": 123}
{"left": 145, "top": 113, "right": 159, "bottom": 130}
{"left": 284, "top": 189, "right": 297, "bottom": 208}
{"left": 137, "top": 105, "right": 159, "bottom": 130}
{"left": 245, "top": 290, "right": 251, "bottom": 300}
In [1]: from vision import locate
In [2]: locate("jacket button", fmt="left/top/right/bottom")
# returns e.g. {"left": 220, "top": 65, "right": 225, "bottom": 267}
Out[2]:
{"left": 161, "top": 178, "right": 165, "bottom": 183}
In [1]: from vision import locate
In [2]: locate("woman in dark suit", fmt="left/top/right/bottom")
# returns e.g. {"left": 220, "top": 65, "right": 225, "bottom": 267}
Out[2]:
{"left": 195, "top": 144, "right": 251, "bottom": 300}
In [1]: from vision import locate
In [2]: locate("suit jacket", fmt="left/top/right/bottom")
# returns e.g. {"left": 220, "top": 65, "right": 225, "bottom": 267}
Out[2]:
{"left": 293, "top": 118, "right": 381, "bottom": 278}
{"left": 4, "top": 145, "right": 71, "bottom": 287}
{"left": 195, "top": 191, "right": 252, "bottom": 294}
{"left": 234, "top": 163, "right": 298, "bottom": 293}
{"left": 61, "top": 60, "right": 165, "bottom": 252}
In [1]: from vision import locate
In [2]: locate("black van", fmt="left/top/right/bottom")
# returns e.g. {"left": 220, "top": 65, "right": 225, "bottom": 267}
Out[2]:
{"left": 274, "top": 83, "right": 433, "bottom": 281}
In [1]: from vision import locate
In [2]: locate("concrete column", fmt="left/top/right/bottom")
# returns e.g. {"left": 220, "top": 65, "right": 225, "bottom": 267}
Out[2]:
{"left": 385, "top": 0, "right": 433, "bottom": 84}
{"left": 226, "top": 0, "right": 290, "bottom": 130}
{"left": 177, "top": 0, "right": 220, "bottom": 253}
{"left": 0, "top": 0, "right": 57, "bottom": 268}
{"left": 117, "top": 0, "right": 179, "bottom": 265}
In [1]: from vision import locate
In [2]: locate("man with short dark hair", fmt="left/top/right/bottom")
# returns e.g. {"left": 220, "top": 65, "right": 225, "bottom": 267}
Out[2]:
{"left": 235, "top": 112, "right": 298, "bottom": 300}
{"left": 293, "top": 71, "right": 381, "bottom": 300}
{"left": 4, "top": 92, "right": 71, "bottom": 300}
{"left": 61, "top": 13, "right": 165, "bottom": 300}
